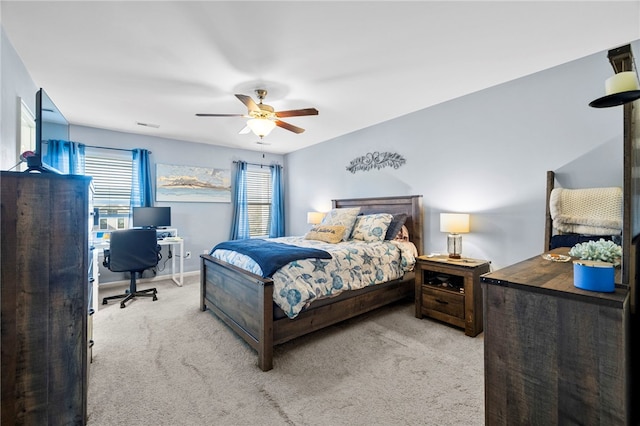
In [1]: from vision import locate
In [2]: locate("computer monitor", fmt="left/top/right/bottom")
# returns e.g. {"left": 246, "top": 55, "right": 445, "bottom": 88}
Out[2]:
{"left": 132, "top": 207, "right": 171, "bottom": 229}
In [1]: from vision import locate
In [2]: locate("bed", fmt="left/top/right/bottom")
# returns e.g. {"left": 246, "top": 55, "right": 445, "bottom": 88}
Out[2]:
{"left": 200, "top": 195, "right": 423, "bottom": 371}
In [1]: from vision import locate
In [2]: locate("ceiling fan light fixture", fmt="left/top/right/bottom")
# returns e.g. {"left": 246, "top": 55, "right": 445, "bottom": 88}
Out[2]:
{"left": 197, "top": 89, "right": 317, "bottom": 136}
{"left": 246, "top": 118, "right": 276, "bottom": 138}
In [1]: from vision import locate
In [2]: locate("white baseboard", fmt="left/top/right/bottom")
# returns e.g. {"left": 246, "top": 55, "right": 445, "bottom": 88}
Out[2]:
{"left": 98, "top": 270, "right": 199, "bottom": 289}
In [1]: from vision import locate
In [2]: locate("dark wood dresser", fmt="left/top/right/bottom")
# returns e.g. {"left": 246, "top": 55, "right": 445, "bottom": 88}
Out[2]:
{"left": 1, "top": 171, "right": 91, "bottom": 425}
{"left": 481, "top": 250, "right": 630, "bottom": 425}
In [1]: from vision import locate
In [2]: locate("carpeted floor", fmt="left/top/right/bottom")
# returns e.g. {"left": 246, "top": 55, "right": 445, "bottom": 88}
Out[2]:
{"left": 88, "top": 275, "right": 484, "bottom": 425}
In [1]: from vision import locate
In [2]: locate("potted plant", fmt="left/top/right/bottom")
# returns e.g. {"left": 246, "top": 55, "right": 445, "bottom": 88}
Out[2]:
{"left": 568, "top": 238, "right": 622, "bottom": 266}
{"left": 568, "top": 239, "right": 621, "bottom": 292}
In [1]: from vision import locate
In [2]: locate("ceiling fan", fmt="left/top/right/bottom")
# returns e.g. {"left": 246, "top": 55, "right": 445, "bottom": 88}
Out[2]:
{"left": 196, "top": 89, "right": 319, "bottom": 138}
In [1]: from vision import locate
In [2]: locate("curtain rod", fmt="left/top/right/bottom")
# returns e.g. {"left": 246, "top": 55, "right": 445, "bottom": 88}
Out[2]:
{"left": 42, "top": 140, "right": 151, "bottom": 154}
{"left": 84, "top": 144, "right": 152, "bottom": 154}
{"left": 233, "top": 160, "right": 281, "bottom": 168}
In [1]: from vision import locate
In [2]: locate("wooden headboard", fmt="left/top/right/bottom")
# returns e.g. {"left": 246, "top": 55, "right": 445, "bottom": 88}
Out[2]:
{"left": 332, "top": 195, "right": 424, "bottom": 255}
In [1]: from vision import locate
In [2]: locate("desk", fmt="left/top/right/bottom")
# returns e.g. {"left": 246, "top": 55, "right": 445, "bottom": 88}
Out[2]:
{"left": 91, "top": 237, "right": 184, "bottom": 312}
{"left": 158, "top": 237, "right": 184, "bottom": 286}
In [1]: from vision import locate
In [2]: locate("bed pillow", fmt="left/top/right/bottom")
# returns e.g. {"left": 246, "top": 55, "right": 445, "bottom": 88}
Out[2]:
{"left": 305, "top": 225, "right": 346, "bottom": 244}
{"left": 394, "top": 225, "right": 410, "bottom": 242}
{"left": 385, "top": 213, "right": 408, "bottom": 240}
{"left": 351, "top": 213, "right": 394, "bottom": 242}
{"left": 320, "top": 207, "right": 361, "bottom": 241}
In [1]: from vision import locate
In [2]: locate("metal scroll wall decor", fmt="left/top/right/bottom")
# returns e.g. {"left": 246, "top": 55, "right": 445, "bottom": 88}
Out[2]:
{"left": 346, "top": 151, "right": 406, "bottom": 173}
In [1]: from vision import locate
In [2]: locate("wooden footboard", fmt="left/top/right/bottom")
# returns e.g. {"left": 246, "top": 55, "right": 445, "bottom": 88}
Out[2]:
{"left": 200, "top": 254, "right": 275, "bottom": 370}
{"left": 272, "top": 274, "right": 413, "bottom": 345}
{"left": 200, "top": 254, "right": 413, "bottom": 371}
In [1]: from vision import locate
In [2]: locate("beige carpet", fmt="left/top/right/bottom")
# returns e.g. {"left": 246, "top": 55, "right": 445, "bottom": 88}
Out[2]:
{"left": 88, "top": 275, "right": 484, "bottom": 425}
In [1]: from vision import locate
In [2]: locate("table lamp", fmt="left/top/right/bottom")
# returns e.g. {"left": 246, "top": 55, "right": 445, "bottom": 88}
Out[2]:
{"left": 307, "top": 211, "right": 325, "bottom": 226}
{"left": 440, "top": 213, "right": 470, "bottom": 259}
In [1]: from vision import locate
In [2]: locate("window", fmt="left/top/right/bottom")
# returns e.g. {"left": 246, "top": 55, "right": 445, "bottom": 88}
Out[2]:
{"left": 84, "top": 148, "right": 133, "bottom": 230}
{"left": 246, "top": 166, "right": 272, "bottom": 237}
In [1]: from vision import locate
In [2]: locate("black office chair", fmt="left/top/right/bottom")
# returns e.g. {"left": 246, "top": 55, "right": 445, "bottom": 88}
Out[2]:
{"left": 102, "top": 228, "right": 160, "bottom": 308}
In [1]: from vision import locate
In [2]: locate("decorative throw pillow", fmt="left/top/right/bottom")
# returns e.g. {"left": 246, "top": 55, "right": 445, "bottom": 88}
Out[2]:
{"left": 394, "top": 225, "right": 410, "bottom": 242}
{"left": 385, "top": 213, "right": 408, "bottom": 240}
{"left": 305, "top": 225, "right": 346, "bottom": 244}
{"left": 351, "top": 213, "right": 394, "bottom": 242}
{"left": 320, "top": 207, "right": 361, "bottom": 241}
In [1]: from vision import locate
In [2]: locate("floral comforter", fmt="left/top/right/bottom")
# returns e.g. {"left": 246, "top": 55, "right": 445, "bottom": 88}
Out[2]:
{"left": 211, "top": 236, "right": 417, "bottom": 319}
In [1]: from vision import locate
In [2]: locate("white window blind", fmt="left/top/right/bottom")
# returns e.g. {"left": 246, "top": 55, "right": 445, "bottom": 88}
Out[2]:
{"left": 84, "top": 150, "right": 133, "bottom": 230}
{"left": 246, "top": 166, "right": 272, "bottom": 237}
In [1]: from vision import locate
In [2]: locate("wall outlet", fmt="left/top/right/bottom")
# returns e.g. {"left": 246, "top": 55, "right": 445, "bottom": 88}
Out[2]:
{"left": 185, "top": 251, "right": 191, "bottom": 259}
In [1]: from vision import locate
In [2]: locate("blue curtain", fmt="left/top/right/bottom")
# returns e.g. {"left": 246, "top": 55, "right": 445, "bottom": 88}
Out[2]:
{"left": 43, "top": 139, "right": 85, "bottom": 174}
{"left": 269, "top": 164, "right": 285, "bottom": 237}
{"left": 131, "top": 149, "right": 153, "bottom": 208}
{"left": 230, "top": 161, "right": 249, "bottom": 240}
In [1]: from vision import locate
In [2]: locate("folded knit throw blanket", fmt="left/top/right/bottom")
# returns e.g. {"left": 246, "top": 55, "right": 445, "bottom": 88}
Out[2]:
{"left": 550, "top": 187, "right": 622, "bottom": 235}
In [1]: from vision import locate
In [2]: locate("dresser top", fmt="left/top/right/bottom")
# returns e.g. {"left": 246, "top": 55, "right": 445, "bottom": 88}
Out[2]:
{"left": 481, "top": 248, "right": 628, "bottom": 308}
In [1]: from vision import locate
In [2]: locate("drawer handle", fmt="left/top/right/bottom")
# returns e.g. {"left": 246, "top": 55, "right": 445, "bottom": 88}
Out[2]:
{"left": 435, "top": 299, "right": 449, "bottom": 305}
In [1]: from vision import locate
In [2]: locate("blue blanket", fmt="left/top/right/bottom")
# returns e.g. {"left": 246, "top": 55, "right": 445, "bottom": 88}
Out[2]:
{"left": 211, "top": 239, "right": 332, "bottom": 277}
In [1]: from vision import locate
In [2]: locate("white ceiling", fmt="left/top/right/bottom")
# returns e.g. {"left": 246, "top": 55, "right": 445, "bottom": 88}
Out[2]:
{"left": 2, "top": 1, "right": 640, "bottom": 154}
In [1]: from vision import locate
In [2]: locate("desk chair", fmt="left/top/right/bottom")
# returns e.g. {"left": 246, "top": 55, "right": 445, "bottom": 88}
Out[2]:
{"left": 102, "top": 228, "right": 160, "bottom": 308}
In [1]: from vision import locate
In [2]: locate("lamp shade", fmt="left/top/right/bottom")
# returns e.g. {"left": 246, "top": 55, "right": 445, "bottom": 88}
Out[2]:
{"left": 440, "top": 213, "right": 470, "bottom": 234}
{"left": 307, "top": 211, "right": 325, "bottom": 225}
{"left": 246, "top": 118, "right": 276, "bottom": 138}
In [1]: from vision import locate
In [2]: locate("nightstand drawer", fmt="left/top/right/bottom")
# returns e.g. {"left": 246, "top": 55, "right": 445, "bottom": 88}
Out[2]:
{"left": 421, "top": 287, "right": 464, "bottom": 319}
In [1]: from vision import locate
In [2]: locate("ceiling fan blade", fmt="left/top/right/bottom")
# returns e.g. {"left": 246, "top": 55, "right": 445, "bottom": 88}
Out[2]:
{"left": 238, "top": 126, "right": 251, "bottom": 134}
{"left": 275, "top": 108, "right": 319, "bottom": 118}
{"left": 196, "top": 113, "right": 245, "bottom": 117}
{"left": 235, "top": 94, "right": 260, "bottom": 113}
{"left": 276, "top": 120, "right": 305, "bottom": 134}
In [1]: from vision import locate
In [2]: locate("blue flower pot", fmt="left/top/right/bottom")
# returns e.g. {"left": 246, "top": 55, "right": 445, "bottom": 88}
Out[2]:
{"left": 573, "top": 260, "right": 615, "bottom": 292}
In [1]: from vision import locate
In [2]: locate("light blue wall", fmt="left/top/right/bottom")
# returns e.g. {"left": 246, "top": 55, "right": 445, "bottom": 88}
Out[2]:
{"left": 285, "top": 41, "right": 639, "bottom": 270}
{"left": 2, "top": 25, "right": 637, "bottom": 272}
{"left": 0, "top": 28, "right": 285, "bottom": 281}
{"left": 1, "top": 27, "right": 38, "bottom": 169}
{"left": 71, "top": 125, "right": 284, "bottom": 280}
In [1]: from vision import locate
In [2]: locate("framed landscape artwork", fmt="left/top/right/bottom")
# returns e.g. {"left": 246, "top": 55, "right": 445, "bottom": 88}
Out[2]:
{"left": 156, "top": 163, "right": 231, "bottom": 203}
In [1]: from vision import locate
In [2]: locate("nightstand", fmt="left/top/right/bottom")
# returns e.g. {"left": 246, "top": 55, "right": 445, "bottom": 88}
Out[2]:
{"left": 414, "top": 255, "right": 490, "bottom": 337}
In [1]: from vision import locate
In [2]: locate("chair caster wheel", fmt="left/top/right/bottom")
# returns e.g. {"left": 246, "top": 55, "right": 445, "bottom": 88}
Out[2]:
{"left": 153, "top": 296, "right": 158, "bottom": 301}
{"left": 120, "top": 303, "right": 126, "bottom": 309}
{"left": 102, "top": 300, "right": 108, "bottom": 305}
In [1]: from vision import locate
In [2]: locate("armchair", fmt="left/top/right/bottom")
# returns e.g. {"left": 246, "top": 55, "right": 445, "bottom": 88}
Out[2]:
{"left": 102, "top": 228, "right": 160, "bottom": 308}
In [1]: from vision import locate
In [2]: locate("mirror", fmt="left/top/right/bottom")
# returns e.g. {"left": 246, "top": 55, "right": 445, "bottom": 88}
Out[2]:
{"left": 18, "top": 98, "right": 35, "bottom": 171}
